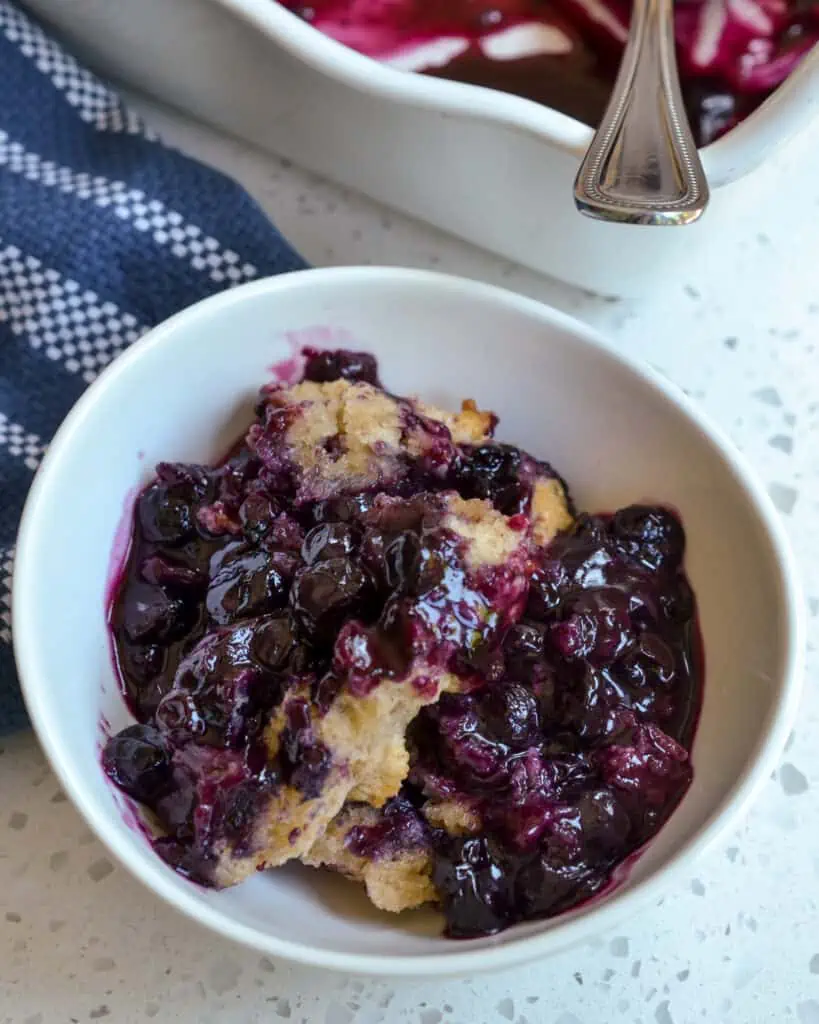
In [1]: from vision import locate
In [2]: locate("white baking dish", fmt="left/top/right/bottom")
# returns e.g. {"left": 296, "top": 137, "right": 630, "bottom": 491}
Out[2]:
{"left": 25, "top": 0, "right": 819, "bottom": 294}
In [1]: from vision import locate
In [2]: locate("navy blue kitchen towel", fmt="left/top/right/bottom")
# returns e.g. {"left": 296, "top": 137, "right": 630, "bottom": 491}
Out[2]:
{"left": 0, "top": 1, "right": 307, "bottom": 733}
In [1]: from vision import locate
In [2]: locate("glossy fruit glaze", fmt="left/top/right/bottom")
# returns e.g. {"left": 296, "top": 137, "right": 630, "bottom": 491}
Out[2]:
{"left": 280, "top": 0, "right": 819, "bottom": 146}
{"left": 103, "top": 348, "right": 702, "bottom": 938}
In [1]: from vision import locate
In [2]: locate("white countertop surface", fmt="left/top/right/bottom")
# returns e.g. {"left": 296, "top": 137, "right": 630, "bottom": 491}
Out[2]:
{"left": 2, "top": 97, "right": 818, "bottom": 1024}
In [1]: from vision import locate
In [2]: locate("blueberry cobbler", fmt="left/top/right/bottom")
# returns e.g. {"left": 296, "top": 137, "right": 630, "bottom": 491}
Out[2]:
{"left": 103, "top": 349, "right": 702, "bottom": 938}
{"left": 280, "top": 0, "right": 819, "bottom": 147}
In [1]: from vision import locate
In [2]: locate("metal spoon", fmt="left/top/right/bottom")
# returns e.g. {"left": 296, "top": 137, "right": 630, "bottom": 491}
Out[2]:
{"left": 573, "top": 0, "right": 709, "bottom": 225}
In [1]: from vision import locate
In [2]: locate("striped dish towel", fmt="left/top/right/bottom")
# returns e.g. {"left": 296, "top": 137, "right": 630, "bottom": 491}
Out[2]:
{"left": 0, "top": 1, "right": 306, "bottom": 733}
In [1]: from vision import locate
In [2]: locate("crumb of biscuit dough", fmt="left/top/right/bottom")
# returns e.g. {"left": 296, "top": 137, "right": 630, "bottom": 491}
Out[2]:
{"left": 320, "top": 664, "right": 463, "bottom": 807}
{"left": 360, "top": 853, "right": 436, "bottom": 913}
{"left": 452, "top": 399, "right": 497, "bottom": 444}
{"left": 276, "top": 379, "right": 405, "bottom": 493}
{"left": 415, "top": 398, "right": 496, "bottom": 445}
{"left": 423, "top": 799, "right": 482, "bottom": 836}
{"left": 303, "top": 804, "right": 436, "bottom": 913}
{"left": 201, "top": 665, "right": 464, "bottom": 880}
{"left": 530, "top": 476, "right": 574, "bottom": 546}
{"left": 444, "top": 494, "right": 527, "bottom": 568}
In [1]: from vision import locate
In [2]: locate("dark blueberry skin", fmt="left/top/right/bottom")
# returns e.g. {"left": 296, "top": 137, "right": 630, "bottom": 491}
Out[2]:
{"left": 452, "top": 443, "right": 535, "bottom": 516}
{"left": 106, "top": 349, "right": 702, "bottom": 940}
{"left": 289, "top": 555, "right": 375, "bottom": 646}
{"left": 278, "top": 698, "right": 332, "bottom": 798}
{"left": 432, "top": 836, "right": 514, "bottom": 938}
{"left": 345, "top": 793, "right": 430, "bottom": 859}
{"left": 301, "top": 522, "right": 359, "bottom": 565}
{"left": 302, "top": 348, "right": 380, "bottom": 386}
{"left": 102, "top": 725, "right": 172, "bottom": 804}
{"left": 206, "top": 543, "right": 290, "bottom": 625}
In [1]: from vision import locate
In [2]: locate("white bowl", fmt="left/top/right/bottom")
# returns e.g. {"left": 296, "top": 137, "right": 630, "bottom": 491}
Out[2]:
{"left": 14, "top": 267, "right": 804, "bottom": 975}
{"left": 25, "top": 0, "right": 819, "bottom": 294}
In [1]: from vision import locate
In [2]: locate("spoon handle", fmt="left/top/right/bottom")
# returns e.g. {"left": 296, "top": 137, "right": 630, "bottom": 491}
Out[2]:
{"left": 574, "top": 0, "right": 709, "bottom": 225}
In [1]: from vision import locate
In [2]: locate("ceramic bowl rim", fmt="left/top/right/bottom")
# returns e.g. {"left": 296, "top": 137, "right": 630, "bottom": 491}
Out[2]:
{"left": 13, "top": 266, "right": 805, "bottom": 976}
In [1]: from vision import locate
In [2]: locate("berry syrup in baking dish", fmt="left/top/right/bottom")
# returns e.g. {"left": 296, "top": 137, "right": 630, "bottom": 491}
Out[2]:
{"left": 281, "top": 0, "right": 819, "bottom": 146}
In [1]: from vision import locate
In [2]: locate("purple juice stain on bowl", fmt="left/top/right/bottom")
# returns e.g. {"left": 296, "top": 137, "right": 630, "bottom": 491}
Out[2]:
{"left": 100, "top": 346, "right": 704, "bottom": 936}
{"left": 105, "top": 483, "right": 141, "bottom": 615}
{"left": 270, "top": 327, "right": 364, "bottom": 385}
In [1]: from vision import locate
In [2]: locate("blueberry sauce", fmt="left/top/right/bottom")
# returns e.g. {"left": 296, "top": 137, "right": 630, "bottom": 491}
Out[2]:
{"left": 406, "top": 508, "right": 701, "bottom": 936}
{"left": 104, "top": 348, "right": 702, "bottom": 935}
{"left": 280, "top": 0, "right": 819, "bottom": 147}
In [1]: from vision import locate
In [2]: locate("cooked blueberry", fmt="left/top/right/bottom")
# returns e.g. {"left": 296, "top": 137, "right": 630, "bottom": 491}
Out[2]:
{"left": 530, "top": 661, "right": 559, "bottom": 721}
{"left": 433, "top": 836, "right": 513, "bottom": 938}
{"left": 139, "top": 483, "right": 198, "bottom": 548}
{"left": 635, "top": 634, "right": 676, "bottom": 683}
{"left": 558, "top": 666, "right": 622, "bottom": 744}
{"left": 155, "top": 671, "right": 266, "bottom": 749}
{"left": 250, "top": 614, "right": 298, "bottom": 670}
{"left": 659, "top": 576, "right": 695, "bottom": 623}
{"left": 263, "top": 513, "right": 304, "bottom": 553}
{"left": 102, "top": 724, "right": 172, "bottom": 804}
{"left": 207, "top": 544, "right": 288, "bottom": 625}
{"left": 611, "top": 505, "right": 685, "bottom": 571}
{"left": 155, "top": 624, "right": 278, "bottom": 747}
{"left": 289, "top": 557, "right": 373, "bottom": 642}
{"left": 302, "top": 348, "right": 380, "bottom": 386}
{"left": 216, "top": 449, "right": 260, "bottom": 508}
{"left": 459, "top": 643, "right": 506, "bottom": 684}
{"left": 480, "top": 682, "right": 540, "bottom": 747}
{"left": 357, "top": 528, "right": 389, "bottom": 585}
{"left": 515, "top": 851, "right": 590, "bottom": 918}
{"left": 577, "top": 788, "right": 631, "bottom": 854}
{"left": 120, "top": 642, "right": 165, "bottom": 685}
{"left": 409, "top": 540, "right": 449, "bottom": 599}
{"left": 221, "top": 783, "right": 268, "bottom": 845}
{"left": 197, "top": 501, "right": 242, "bottom": 537}
{"left": 155, "top": 462, "right": 212, "bottom": 492}
{"left": 455, "top": 443, "right": 533, "bottom": 515}
{"left": 550, "top": 589, "right": 633, "bottom": 665}
{"left": 598, "top": 723, "right": 691, "bottom": 806}
{"left": 431, "top": 698, "right": 509, "bottom": 784}
{"left": 569, "top": 513, "right": 607, "bottom": 545}
{"left": 383, "top": 530, "right": 422, "bottom": 591}
{"left": 373, "top": 596, "right": 416, "bottom": 674}
{"left": 310, "top": 494, "right": 375, "bottom": 525}
{"left": 140, "top": 555, "right": 205, "bottom": 590}
{"left": 346, "top": 795, "right": 429, "bottom": 859}
{"left": 313, "top": 671, "right": 344, "bottom": 713}
{"left": 301, "top": 522, "right": 358, "bottom": 564}
{"left": 289, "top": 743, "right": 332, "bottom": 798}
{"left": 504, "top": 622, "right": 546, "bottom": 662}
{"left": 278, "top": 698, "right": 332, "bottom": 798}
{"left": 450, "top": 731, "right": 507, "bottom": 782}
{"left": 153, "top": 838, "right": 216, "bottom": 885}
{"left": 155, "top": 691, "right": 209, "bottom": 741}
{"left": 526, "top": 564, "right": 566, "bottom": 620}
{"left": 358, "top": 526, "right": 424, "bottom": 597}
{"left": 121, "top": 581, "right": 191, "bottom": 644}
{"left": 496, "top": 793, "right": 557, "bottom": 851}
{"left": 238, "top": 492, "right": 279, "bottom": 542}
{"left": 153, "top": 745, "right": 249, "bottom": 845}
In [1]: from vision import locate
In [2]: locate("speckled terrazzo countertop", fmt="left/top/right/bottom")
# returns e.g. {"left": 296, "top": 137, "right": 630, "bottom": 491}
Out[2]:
{"left": 2, "top": 98, "right": 818, "bottom": 1024}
